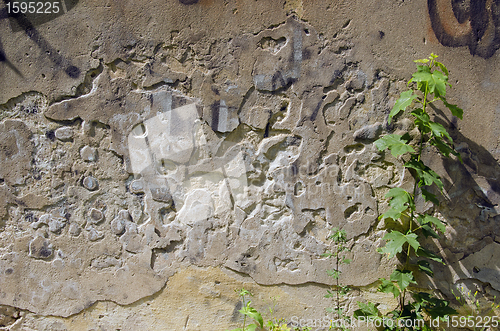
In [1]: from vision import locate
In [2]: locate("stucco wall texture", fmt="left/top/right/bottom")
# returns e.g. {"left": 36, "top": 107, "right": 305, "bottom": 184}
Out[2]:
{"left": 0, "top": 0, "right": 499, "bottom": 330}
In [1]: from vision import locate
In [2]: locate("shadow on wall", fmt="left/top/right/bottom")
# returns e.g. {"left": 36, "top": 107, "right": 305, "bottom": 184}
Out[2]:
{"left": 419, "top": 105, "right": 500, "bottom": 302}
{"left": 428, "top": 0, "right": 500, "bottom": 59}
{"left": 0, "top": 0, "right": 80, "bottom": 78}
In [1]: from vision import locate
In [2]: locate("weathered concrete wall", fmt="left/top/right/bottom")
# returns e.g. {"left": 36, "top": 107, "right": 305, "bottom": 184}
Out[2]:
{"left": 0, "top": 0, "right": 499, "bottom": 329}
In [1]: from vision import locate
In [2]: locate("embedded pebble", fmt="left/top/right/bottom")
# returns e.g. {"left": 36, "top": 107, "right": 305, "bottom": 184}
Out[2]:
{"left": 83, "top": 176, "right": 99, "bottom": 191}
{"left": 110, "top": 210, "right": 131, "bottom": 235}
{"left": 111, "top": 217, "right": 125, "bottom": 235}
{"left": 48, "top": 218, "right": 66, "bottom": 233}
{"left": 80, "top": 146, "right": 97, "bottom": 162}
{"left": 54, "top": 126, "right": 73, "bottom": 141}
{"left": 150, "top": 186, "right": 172, "bottom": 205}
{"left": 353, "top": 122, "right": 382, "bottom": 141}
{"left": 118, "top": 209, "right": 132, "bottom": 221}
{"left": 129, "top": 179, "right": 145, "bottom": 194}
{"left": 87, "top": 227, "right": 104, "bottom": 241}
{"left": 31, "top": 214, "right": 50, "bottom": 229}
{"left": 29, "top": 236, "right": 53, "bottom": 259}
{"left": 89, "top": 208, "right": 104, "bottom": 224}
{"left": 68, "top": 223, "right": 81, "bottom": 237}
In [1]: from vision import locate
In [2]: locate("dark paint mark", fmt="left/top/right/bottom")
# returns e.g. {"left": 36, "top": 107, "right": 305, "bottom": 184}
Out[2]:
{"left": 5, "top": 268, "right": 13, "bottom": 275}
{"left": 39, "top": 244, "right": 52, "bottom": 258}
{"left": 328, "top": 69, "right": 342, "bottom": 85}
{"left": 290, "top": 160, "right": 299, "bottom": 176}
{"left": 310, "top": 99, "right": 324, "bottom": 121}
{"left": 378, "top": 31, "right": 385, "bottom": 39}
{"left": 263, "top": 122, "right": 270, "bottom": 138}
{"left": 428, "top": 0, "right": 500, "bottom": 58}
{"left": 302, "top": 48, "right": 311, "bottom": 60}
{"left": 178, "top": 0, "right": 199, "bottom": 4}
{"left": 271, "top": 71, "right": 287, "bottom": 91}
{"left": 45, "top": 130, "right": 55, "bottom": 141}
{"left": 210, "top": 101, "right": 220, "bottom": 132}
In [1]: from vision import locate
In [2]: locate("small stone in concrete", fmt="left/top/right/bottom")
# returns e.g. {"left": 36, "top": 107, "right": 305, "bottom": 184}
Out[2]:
{"left": 118, "top": 209, "right": 132, "bottom": 221}
{"left": 54, "top": 126, "right": 73, "bottom": 141}
{"left": 111, "top": 217, "right": 126, "bottom": 235}
{"left": 48, "top": 218, "right": 66, "bottom": 233}
{"left": 80, "top": 146, "right": 97, "bottom": 162}
{"left": 353, "top": 122, "right": 382, "bottom": 141}
{"left": 129, "top": 179, "right": 144, "bottom": 194}
{"left": 83, "top": 176, "right": 99, "bottom": 191}
{"left": 150, "top": 186, "right": 173, "bottom": 205}
{"left": 87, "top": 227, "right": 104, "bottom": 241}
{"left": 89, "top": 208, "right": 104, "bottom": 224}
{"left": 68, "top": 223, "right": 81, "bottom": 237}
{"left": 29, "top": 236, "right": 53, "bottom": 259}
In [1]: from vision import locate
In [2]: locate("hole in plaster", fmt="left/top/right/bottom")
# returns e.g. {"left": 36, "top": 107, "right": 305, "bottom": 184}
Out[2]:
{"left": 344, "top": 203, "right": 361, "bottom": 219}
{"left": 131, "top": 123, "right": 147, "bottom": 138}
{"left": 294, "top": 181, "right": 304, "bottom": 196}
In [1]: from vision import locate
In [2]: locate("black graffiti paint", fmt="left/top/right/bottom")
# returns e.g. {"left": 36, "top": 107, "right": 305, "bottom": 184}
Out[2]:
{"left": 178, "top": 0, "right": 199, "bottom": 5}
{"left": 1, "top": 0, "right": 81, "bottom": 78}
{"left": 428, "top": 0, "right": 500, "bottom": 58}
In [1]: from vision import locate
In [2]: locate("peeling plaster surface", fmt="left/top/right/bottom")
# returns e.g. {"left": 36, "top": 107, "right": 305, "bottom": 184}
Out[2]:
{"left": 1, "top": 0, "right": 500, "bottom": 328}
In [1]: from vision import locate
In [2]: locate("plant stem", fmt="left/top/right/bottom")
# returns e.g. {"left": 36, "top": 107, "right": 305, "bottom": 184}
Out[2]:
{"left": 336, "top": 246, "right": 340, "bottom": 321}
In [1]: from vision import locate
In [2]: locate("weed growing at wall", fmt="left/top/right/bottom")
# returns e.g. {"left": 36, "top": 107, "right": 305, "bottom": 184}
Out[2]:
{"left": 322, "top": 227, "right": 351, "bottom": 330}
{"left": 353, "top": 54, "right": 463, "bottom": 329}
{"left": 229, "top": 288, "right": 312, "bottom": 331}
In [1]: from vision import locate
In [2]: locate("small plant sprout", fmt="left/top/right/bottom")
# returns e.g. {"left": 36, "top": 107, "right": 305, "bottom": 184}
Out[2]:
{"left": 322, "top": 227, "right": 352, "bottom": 330}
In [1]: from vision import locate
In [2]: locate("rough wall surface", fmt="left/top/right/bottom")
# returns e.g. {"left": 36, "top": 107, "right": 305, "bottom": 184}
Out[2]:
{"left": 0, "top": 0, "right": 499, "bottom": 330}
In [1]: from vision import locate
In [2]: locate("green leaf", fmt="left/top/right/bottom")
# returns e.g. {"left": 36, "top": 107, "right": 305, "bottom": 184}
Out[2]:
{"left": 410, "top": 69, "right": 448, "bottom": 97}
{"left": 412, "top": 292, "right": 458, "bottom": 319}
{"left": 343, "top": 257, "right": 352, "bottom": 264}
{"left": 240, "top": 303, "right": 264, "bottom": 328}
{"left": 328, "top": 227, "right": 347, "bottom": 243}
{"left": 390, "top": 269, "right": 416, "bottom": 292}
{"left": 414, "top": 58, "right": 430, "bottom": 64}
{"left": 380, "top": 188, "right": 413, "bottom": 221}
{"left": 418, "top": 260, "right": 434, "bottom": 276}
{"left": 416, "top": 247, "right": 444, "bottom": 264}
{"left": 442, "top": 99, "right": 463, "bottom": 120}
{"left": 386, "top": 187, "right": 412, "bottom": 209}
{"left": 430, "top": 137, "right": 461, "bottom": 161}
{"left": 411, "top": 108, "right": 431, "bottom": 133}
{"left": 434, "top": 61, "right": 449, "bottom": 76}
{"left": 353, "top": 302, "right": 380, "bottom": 318}
{"left": 405, "top": 159, "right": 444, "bottom": 190}
{"left": 374, "top": 134, "right": 415, "bottom": 157}
{"left": 421, "top": 188, "right": 439, "bottom": 205}
{"left": 420, "top": 223, "right": 440, "bottom": 238}
{"left": 429, "top": 122, "right": 453, "bottom": 142}
{"left": 327, "top": 269, "right": 340, "bottom": 279}
{"left": 378, "top": 231, "right": 420, "bottom": 258}
{"left": 431, "top": 70, "right": 448, "bottom": 97}
{"left": 389, "top": 90, "right": 418, "bottom": 124}
{"left": 378, "top": 278, "right": 400, "bottom": 298}
{"left": 420, "top": 214, "right": 446, "bottom": 233}
{"left": 380, "top": 207, "right": 404, "bottom": 221}
{"left": 245, "top": 324, "right": 258, "bottom": 331}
